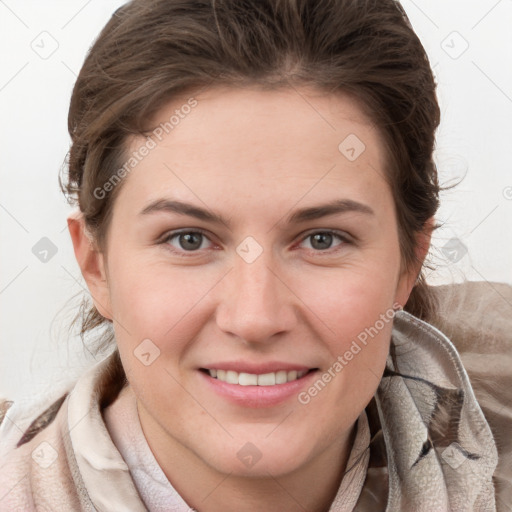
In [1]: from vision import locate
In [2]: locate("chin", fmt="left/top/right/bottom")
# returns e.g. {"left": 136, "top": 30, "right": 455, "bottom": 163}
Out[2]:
{"left": 201, "top": 436, "right": 311, "bottom": 478}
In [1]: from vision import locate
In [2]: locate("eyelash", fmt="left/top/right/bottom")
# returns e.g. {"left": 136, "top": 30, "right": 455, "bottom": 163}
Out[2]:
{"left": 159, "top": 228, "right": 352, "bottom": 257}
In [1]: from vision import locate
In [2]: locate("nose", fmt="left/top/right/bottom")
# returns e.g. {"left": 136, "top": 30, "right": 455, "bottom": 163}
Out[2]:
{"left": 215, "top": 250, "right": 297, "bottom": 345}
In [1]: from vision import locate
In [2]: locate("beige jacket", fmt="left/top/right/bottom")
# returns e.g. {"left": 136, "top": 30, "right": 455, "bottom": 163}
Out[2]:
{"left": 0, "top": 281, "right": 511, "bottom": 511}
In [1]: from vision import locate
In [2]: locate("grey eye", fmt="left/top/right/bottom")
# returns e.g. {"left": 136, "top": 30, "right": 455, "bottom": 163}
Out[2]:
{"left": 301, "top": 231, "right": 345, "bottom": 251}
{"left": 309, "top": 233, "right": 334, "bottom": 250}
{"left": 167, "top": 231, "right": 210, "bottom": 251}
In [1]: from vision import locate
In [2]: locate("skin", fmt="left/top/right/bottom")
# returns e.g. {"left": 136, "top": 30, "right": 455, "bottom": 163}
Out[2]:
{"left": 69, "top": 85, "right": 431, "bottom": 512}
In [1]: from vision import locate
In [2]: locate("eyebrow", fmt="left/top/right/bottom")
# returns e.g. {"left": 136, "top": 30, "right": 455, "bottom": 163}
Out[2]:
{"left": 139, "top": 198, "right": 374, "bottom": 227}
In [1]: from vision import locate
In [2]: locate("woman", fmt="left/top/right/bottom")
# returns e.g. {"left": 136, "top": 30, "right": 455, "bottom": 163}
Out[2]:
{"left": 0, "top": 0, "right": 511, "bottom": 510}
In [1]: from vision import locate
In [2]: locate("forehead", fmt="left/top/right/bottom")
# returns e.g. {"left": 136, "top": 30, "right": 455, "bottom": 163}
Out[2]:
{"left": 117, "top": 85, "right": 391, "bottom": 218}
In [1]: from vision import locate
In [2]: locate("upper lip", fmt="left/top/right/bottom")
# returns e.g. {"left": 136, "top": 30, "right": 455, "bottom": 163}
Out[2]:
{"left": 200, "top": 361, "right": 316, "bottom": 374}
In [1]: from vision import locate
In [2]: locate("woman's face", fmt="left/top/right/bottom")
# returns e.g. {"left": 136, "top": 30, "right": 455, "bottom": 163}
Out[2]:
{"left": 78, "top": 86, "right": 419, "bottom": 478}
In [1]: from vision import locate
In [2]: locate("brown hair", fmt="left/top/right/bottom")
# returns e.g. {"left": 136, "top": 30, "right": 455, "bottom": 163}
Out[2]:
{"left": 61, "top": 0, "right": 441, "bottom": 353}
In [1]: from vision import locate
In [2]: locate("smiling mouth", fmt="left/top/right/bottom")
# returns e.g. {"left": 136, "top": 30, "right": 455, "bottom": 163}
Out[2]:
{"left": 199, "top": 368, "right": 318, "bottom": 386}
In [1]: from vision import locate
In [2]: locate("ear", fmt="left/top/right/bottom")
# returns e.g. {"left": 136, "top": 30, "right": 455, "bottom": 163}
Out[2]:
{"left": 67, "top": 210, "right": 113, "bottom": 320}
{"left": 394, "top": 217, "right": 434, "bottom": 308}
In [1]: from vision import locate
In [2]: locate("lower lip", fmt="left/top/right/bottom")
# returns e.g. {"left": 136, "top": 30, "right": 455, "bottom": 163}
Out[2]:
{"left": 198, "top": 369, "right": 319, "bottom": 408}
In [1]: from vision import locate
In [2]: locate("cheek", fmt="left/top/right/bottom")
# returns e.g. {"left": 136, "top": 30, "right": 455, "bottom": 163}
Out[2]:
{"left": 292, "top": 262, "right": 397, "bottom": 404}
{"left": 107, "top": 259, "right": 218, "bottom": 349}
{"left": 303, "top": 281, "right": 394, "bottom": 424}
{"left": 296, "top": 263, "right": 399, "bottom": 343}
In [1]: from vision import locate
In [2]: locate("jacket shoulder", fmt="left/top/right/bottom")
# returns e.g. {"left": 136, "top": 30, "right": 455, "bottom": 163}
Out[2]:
{"left": 429, "top": 280, "right": 512, "bottom": 352}
{"left": 428, "top": 280, "right": 512, "bottom": 508}
{"left": 0, "top": 393, "right": 83, "bottom": 511}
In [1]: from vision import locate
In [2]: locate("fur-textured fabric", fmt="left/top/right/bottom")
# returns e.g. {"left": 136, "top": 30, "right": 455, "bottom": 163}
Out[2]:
{"left": 0, "top": 281, "right": 510, "bottom": 511}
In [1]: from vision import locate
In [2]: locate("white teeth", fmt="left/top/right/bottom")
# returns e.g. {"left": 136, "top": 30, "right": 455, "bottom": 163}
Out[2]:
{"left": 238, "top": 372, "right": 258, "bottom": 385}
{"left": 207, "top": 368, "right": 310, "bottom": 385}
{"left": 226, "top": 370, "right": 238, "bottom": 384}
{"left": 258, "top": 372, "right": 275, "bottom": 386}
{"left": 288, "top": 370, "right": 298, "bottom": 381}
{"left": 275, "top": 370, "right": 288, "bottom": 384}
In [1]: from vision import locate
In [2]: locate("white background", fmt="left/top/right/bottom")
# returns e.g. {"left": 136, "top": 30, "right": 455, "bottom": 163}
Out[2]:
{"left": 1, "top": 0, "right": 511, "bottom": 407}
